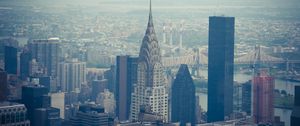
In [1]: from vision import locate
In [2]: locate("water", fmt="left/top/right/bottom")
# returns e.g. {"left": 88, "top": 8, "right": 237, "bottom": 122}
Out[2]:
{"left": 196, "top": 71, "right": 300, "bottom": 126}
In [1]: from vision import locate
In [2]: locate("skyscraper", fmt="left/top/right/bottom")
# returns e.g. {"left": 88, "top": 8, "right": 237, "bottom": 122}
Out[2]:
{"left": 207, "top": 16, "right": 235, "bottom": 122}
{"left": 253, "top": 69, "right": 274, "bottom": 124}
{"left": 0, "top": 70, "right": 7, "bottom": 101}
{"left": 130, "top": 0, "right": 169, "bottom": 121}
{"left": 34, "top": 107, "right": 61, "bottom": 126}
{"left": 171, "top": 64, "right": 195, "bottom": 126}
{"left": 57, "top": 58, "right": 86, "bottom": 93}
{"left": 28, "top": 38, "right": 60, "bottom": 76}
{"left": 242, "top": 80, "right": 252, "bottom": 115}
{"left": 4, "top": 46, "right": 18, "bottom": 74}
{"left": 291, "top": 86, "right": 300, "bottom": 126}
{"left": 20, "top": 50, "right": 31, "bottom": 80}
{"left": 22, "top": 84, "right": 49, "bottom": 124}
{"left": 116, "top": 55, "right": 138, "bottom": 121}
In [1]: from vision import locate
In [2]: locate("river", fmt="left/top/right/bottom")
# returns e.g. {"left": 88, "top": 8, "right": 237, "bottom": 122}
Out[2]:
{"left": 196, "top": 70, "right": 300, "bottom": 126}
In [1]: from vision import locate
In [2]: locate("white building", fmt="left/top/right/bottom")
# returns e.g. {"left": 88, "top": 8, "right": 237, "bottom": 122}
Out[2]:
{"left": 57, "top": 58, "right": 86, "bottom": 93}
{"left": 130, "top": 0, "right": 169, "bottom": 122}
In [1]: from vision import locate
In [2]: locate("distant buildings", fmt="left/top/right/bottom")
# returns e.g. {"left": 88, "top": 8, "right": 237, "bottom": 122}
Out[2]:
{"left": 291, "top": 86, "right": 300, "bottom": 126}
{"left": 252, "top": 69, "right": 274, "bottom": 124}
{"left": 115, "top": 55, "right": 138, "bottom": 121}
{"left": 171, "top": 64, "right": 196, "bottom": 126}
{"left": 0, "top": 102, "right": 30, "bottom": 126}
{"left": 207, "top": 16, "right": 235, "bottom": 122}
{"left": 28, "top": 38, "right": 60, "bottom": 76}
{"left": 57, "top": 58, "right": 86, "bottom": 93}
{"left": 4, "top": 46, "right": 17, "bottom": 74}
{"left": 130, "top": 1, "right": 169, "bottom": 121}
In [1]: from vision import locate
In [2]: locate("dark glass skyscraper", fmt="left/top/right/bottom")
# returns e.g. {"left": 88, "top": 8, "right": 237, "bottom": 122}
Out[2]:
{"left": 115, "top": 55, "right": 138, "bottom": 121}
{"left": 4, "top": 46, "right": 17, "bottom": 74}
{"left": 207, "top": 16, "right": 235, "bottom": 122}
{"left": 21, "top": 85, "right": 49, "bottom": 124}
{"left": 291, "top": 86, "right": 300, "bottom": 126}
{"left": 0, "top": 70, "right": 7, "bottom": 101}
{"left": 171, "top": 64, "right": 195, "bottom": 126}
{"left": 20, "top": 50, "right": 31, "bottom": 80}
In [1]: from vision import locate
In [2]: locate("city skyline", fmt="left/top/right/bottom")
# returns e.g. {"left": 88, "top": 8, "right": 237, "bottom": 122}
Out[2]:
{"left": 0, "top": 0, "right": 299, "bottom": 126}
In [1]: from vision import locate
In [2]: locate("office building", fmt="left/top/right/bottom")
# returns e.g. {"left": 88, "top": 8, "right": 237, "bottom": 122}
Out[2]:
{"left": 69, "top": 104, "right": 111, "bottom": 126}
{"left": 20, "top": 50, "right": 31, "bottom": 80}
{"left": 242, "top": 80, "right": 252, "bottom": 115}
{"left": 28, "top": 38, "right": 60, "bottom": 76}
{"left": 0, "top": 70, "right": 7, "bottom": 101}
{"left": 22, "top": 84, "right": 49, "bottom": 123}
{"left": 57, "top": 58, "right": 86, "bottom": 93}
{"left": 171, "top": 64, "right": 195, "bottom": 126}
{"left": 0, "top": 102, "right": 30, "bottom": 126}
{"left": 207, "top": 16, "right": 235, "bottom": 122}
{"left": 291, "top": 86, "right": 300, "bottom": 126}
{"left": 91, "top": 78, "right": 108, "bottom": 101}
{"left": 253, "top": 69, "right": 274, "bottom": 124}
{"left": 34, "top": 107, "right": 61, "bottom": 126}
{"left": 115, "top": 55, "right": 138, "bottom": 121}
{"left": 4, "top": 46, "right": 17, "bottom": 74}
{"left": 130, "top": 1, "right": 169, "bottom": 121}
{"left": 104, "top": 65, "right": 116, "bottom": 93}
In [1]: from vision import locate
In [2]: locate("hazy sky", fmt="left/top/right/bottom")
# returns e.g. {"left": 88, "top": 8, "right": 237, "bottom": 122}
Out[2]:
{"left": 1, "top": 0, "right": 300, "bottom": 8}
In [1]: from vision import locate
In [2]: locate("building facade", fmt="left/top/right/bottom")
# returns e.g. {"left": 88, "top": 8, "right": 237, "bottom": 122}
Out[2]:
{"left": 57, "top": 59, "right": 86, "bottom": 93}
{"left": 0, "top": 102, "right": 30, "bottom": 126}
{"left": 4, "top": 46, "right": 17, "bottom": 75}
{"left": 171, "top": 64, "right": 195, "bottom": 126}
{"left": 29, "top": 38, "right": 60, "bottom": 76}
{"left": 207, "top": 16, "right": 235, "bottom": 122}
{"left": 252, "top": 69, "right": 274, "bottom": 124}
{"left": 130, "top": 1, "right": 169, "bottom": 122}
{"left": 242, "top": 80, "right": 252, "bottom": 115}
{"left": 291, "top": 86, "right": 300, "bottom": 126}
{"left": 0, "top": 70, "right": 7, "bottom": 101}
{"left": 116, "top": 55, "right": 138, "bottom": 121}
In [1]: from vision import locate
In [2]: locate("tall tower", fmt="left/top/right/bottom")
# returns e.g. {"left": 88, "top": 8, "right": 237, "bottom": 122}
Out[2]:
{"left": 171, "top": 64, "right": 195, "bottom": 126}
{"left": 116, "top": 56, "right": 138, "bottom": 121}
{"left": 207, "top": 16, "right": 235, "bottom": 122}
{"left": 130, "top": 0, "right": 169, "bottom": 122}
{"left": 253, "top": 69, "right": 274, "bottom": 124}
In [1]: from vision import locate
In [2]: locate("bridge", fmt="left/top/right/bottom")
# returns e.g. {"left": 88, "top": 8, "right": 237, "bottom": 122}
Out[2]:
{"left": 162, "top": 46, "right": 300, "bottom": 68}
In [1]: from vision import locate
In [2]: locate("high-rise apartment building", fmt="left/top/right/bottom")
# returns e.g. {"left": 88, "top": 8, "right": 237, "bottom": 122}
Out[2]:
{"left": 253, "top": 69, "right": 274, "bottom": 124}
{"left": 57, "top": 59, "right": 86, "bottom": 93}
{"left": 28, "top": 38, "right": 60, "bottom": 76}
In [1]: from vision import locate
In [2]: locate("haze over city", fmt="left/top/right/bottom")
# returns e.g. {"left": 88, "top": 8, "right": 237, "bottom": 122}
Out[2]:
{"left": 0, "top": 0, "right": 299, "bottom": 126}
